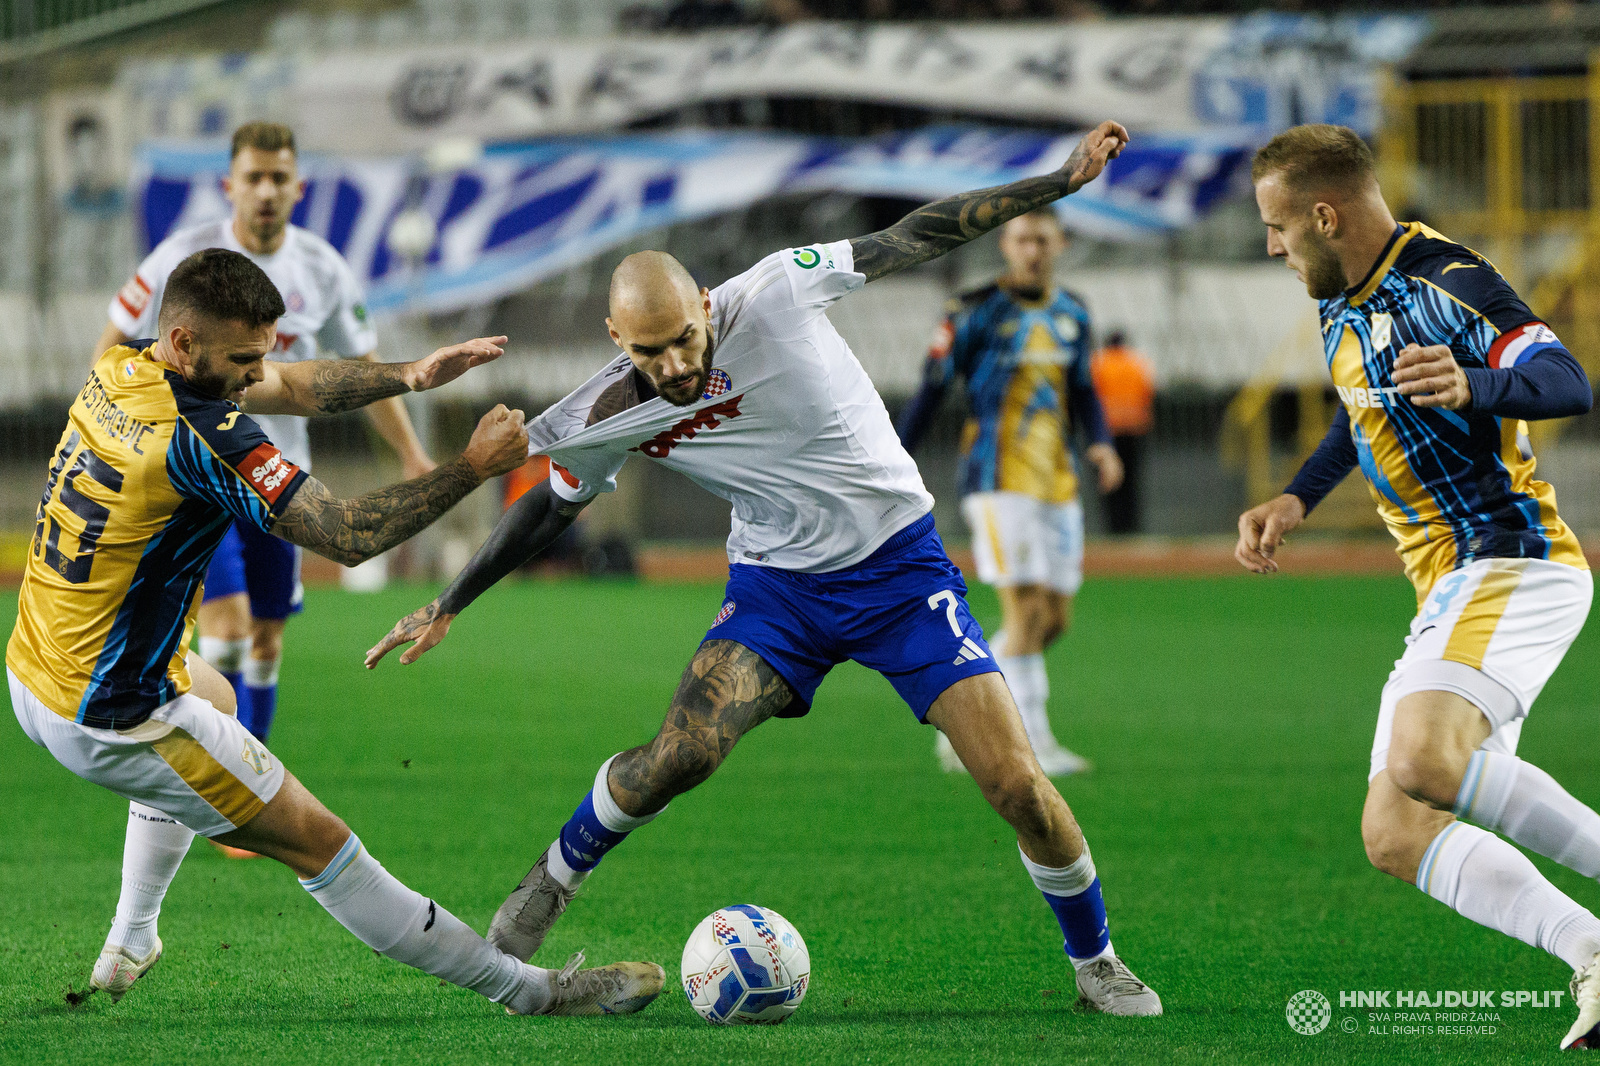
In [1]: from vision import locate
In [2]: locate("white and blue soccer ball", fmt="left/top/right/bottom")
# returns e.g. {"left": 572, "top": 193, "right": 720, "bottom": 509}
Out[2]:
{"left": 681, "top": 904, "right": 810, "bottom": 1025}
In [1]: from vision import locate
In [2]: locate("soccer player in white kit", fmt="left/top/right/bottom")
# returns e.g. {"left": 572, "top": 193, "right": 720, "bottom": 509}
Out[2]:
{"left": 95, "top": 122, "right": 435, "bottom": 747}
{"left": 370, "top": 121, "right": 1162, "bottom": 1017}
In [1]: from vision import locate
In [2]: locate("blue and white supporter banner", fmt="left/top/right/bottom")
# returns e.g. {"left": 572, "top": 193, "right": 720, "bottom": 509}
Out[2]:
{"left": 135, "top": 126, "right": 1252, "bottom": 315}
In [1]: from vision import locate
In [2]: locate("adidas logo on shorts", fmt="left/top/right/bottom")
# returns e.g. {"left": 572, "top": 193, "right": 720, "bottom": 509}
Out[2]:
{"left": 951, "top": 638, "right": 988, "bottom": 666}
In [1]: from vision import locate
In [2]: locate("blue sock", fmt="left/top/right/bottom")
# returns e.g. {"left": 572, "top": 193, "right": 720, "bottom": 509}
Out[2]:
{"left": 1018, "top": 845, "right": 1113, "bottom": 966}
{"left": 242, "top": 657, "right": 280, "bottom": 744}
{"left": 1043, "top": 877, "right": 1110, "bottom": 959}
{"left": 558, "top": 791, "right": 630, "bottom": 874}
{"left": 546, "top": 756, "right": 668, "bottom": 888}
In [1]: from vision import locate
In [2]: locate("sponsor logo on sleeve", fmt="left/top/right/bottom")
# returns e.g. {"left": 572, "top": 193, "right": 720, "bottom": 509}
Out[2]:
{"left": 217, "top": 411, "right": 241, "bottom": 431}
{"left": 792, "top": 247, "right": 822, "bottom": 269}
{"left": 238, "top": 443, "right": 302, "bottom": 505}
{"left": 116, "top": 275, "right": 151, "bottom": 317}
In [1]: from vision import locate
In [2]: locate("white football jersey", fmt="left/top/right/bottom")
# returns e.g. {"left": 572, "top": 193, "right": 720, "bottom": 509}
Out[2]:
{"left": 109, "top": 220, "right": 378, "bottom": 470}
{"left": 529, "top": 240, "right": 934, "bottom": 573}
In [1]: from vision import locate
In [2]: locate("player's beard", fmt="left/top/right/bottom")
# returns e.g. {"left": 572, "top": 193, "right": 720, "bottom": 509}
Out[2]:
{"left": 659, "top": 334, "right": 717, "bottom": 407}
{"left": 188, "top": 354, "right": 247, "bottom": 402}
{"left": 1299, "top": 230, "right": 1348, "bottom": 300}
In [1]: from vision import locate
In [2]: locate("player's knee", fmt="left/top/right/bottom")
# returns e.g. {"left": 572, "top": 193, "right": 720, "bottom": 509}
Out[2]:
{"left": 1385, "top": 746, "right": 1463, "bottom": 810}
{"left": 250, "top": 626, "right": 285, "bottom": 662}
{"left": 651, "top": 736, "right": 720, "bottom": 797}
{"left": 1361, "top": 817, "right": 1419, "bottom": 879}
{"left": 988, "top": 765, "right": 1054, "bottom": 839}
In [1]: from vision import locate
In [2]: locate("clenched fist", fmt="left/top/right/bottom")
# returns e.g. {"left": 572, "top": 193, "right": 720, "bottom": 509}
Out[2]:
{"left": 462, "top": 404, "right": 529, "bottom": 481}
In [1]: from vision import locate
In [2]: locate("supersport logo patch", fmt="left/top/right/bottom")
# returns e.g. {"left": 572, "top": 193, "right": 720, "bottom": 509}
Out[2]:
{"left": 630, "top": 394, "right": 745, "bottom": 458}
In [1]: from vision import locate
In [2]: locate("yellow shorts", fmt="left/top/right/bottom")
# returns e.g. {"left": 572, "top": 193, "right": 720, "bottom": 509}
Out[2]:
{"left": 8, "top": 667, "right": 284, "bottom": 837}
{"left": 1370, "top": 558, "right": 1592, "bottom": 781}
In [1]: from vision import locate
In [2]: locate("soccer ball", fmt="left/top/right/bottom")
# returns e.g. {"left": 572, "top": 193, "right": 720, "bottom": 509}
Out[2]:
{"left": 681, "top": 904, "right": 810, "bottom": 1025}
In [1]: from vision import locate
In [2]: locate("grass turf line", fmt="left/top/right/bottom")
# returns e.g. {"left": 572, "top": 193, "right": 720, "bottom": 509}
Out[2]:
{"left": 1, "top": 575, "right": 1597, "bottom": 1064}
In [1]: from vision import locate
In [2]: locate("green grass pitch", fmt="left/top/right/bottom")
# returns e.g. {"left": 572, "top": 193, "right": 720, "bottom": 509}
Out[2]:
{"left": 2, "top": 574, "right": 1597, "bottom": 1064}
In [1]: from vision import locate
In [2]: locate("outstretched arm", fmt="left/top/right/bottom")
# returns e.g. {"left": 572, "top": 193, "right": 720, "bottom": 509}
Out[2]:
{"left": 271, "top": 404, "right": 527, "bottom": 566}
{"left": 849, "top": 121, "right": 1127, "bottom": 283}
{"left": 242, "top": 336, "right": 507, "bottom": 417}
{"left": 364, "top": 479, "right": 590, "bottom": 667}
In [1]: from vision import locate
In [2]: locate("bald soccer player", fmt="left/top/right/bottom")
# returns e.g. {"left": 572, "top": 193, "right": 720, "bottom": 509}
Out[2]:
{"left": 369, "top": 121, "right": 1164, "bottom": 1018}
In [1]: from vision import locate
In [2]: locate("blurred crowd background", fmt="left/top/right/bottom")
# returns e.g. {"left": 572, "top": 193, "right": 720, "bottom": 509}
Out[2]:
{"left": 0, "top": 0, "right": 1596, "bottom": 580}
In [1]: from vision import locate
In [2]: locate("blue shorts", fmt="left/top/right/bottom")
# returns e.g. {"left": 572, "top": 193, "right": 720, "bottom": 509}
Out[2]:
{"left": 706, "top": 514, "right": 999, "bottom": 722}
{"left": 202, "top": 521, "right": 304, "bottom": 620}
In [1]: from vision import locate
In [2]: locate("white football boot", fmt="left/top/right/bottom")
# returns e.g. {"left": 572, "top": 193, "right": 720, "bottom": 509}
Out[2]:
{"left": 511, "top": 952, "right": 665, "bottom": 1017}
{"left": 489, "top": 852, "right": 577, "bottom": 961}
{"left": 89, "top": 937, "right": 163, "bottom": 1003}
{"left": 1033, "top": 743, "right": 1093, "bottom": 777}
{"left": 1075, "top": 955, "right": 1162, "bottom": 1016}
{"left": 1561, "top": 953, "right": 1600, "bottom": 1049}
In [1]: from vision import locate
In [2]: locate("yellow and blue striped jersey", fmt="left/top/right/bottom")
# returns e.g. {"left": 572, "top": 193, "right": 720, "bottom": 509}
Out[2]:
{"left": 6, "top": 343, "right": 308, "bottom": 728}
{"left": 898, "top": 284, "right": 1110, "bottom": 505}
{"left": 1308, "top": 222, "right": 1585, "bottom": 598}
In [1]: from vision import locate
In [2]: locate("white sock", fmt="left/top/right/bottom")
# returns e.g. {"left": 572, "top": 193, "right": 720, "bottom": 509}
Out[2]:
{"left": 300, "top": 834, "right": 553, "bottom": 1012}
{"left": 1456, "top": 750, "right": 1600, "bottom": 879}
{"left": 107, "top": 802, "right": 195, "bottom": 957}
{"left": 1418, "top": 821, "right": 1600, "bottom": 970}
{"left": 198, "top": 636, "right": 248, "bottom": 675}
{"left": 242, "top": 655, "right": 280, "bottom": 688}
{"left": 996, "top": 649, "right": 1057, "bottom": 750}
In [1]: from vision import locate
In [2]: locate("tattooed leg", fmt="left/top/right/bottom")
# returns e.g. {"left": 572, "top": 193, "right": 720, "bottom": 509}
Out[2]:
{"left": 608, "top": 640, "right": 796, "bottom": 818}
{"left": 488, "top": 641, "right": 798, "bottom": 956}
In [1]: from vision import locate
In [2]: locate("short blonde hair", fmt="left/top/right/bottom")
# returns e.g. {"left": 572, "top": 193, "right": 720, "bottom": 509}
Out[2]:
{"left": 1251, "top": 124, "right": 1376, "bottom": 200}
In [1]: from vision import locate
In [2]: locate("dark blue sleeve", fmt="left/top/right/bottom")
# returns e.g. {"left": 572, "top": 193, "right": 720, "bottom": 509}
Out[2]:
{"left": 165, "top": 372, "right": 308, "bottom": 531}
{"left": 1066, "top": 347, "right": 1112, "bottom": 448}
{"left": 1462, "top": 346, "right": 1593, "bottom": 421}
{"left": 1283, "top": 407, "right": 1358, "bottom": 514}
{"left": 897, "top": 313, "right": 959, "bottom": 453}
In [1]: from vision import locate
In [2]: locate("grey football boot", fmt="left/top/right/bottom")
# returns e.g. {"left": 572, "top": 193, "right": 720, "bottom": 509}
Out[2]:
{"left": 489, "top": 852, "right": 577, "bottom": 961}
{"left": 1075, "top": 955, "right": 1163, "bottom": 1016}
{"left": 511, "top": 951, "right": 665, "bottom": 1017}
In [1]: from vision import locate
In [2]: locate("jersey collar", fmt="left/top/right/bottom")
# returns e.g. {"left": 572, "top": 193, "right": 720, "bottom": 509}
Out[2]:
{"left": 1345, "top": 223, "right": 1418, "bottom": 307}
{"left": 221, "top": 218, "right": 295, "bottom": 263}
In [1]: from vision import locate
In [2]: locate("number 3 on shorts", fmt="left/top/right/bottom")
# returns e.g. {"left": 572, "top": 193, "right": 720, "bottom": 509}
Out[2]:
{"left": 928, "top": 590, "right": 964, "bottom": 637}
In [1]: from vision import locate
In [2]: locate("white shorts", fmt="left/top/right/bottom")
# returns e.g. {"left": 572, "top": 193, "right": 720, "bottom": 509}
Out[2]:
{"left": 8, "top": 668, "right": 284, "bottom": 837}
{"left": 961, "top": 492, "right": 1084, "bottom": 595}
{"left": 1369, "top": 558, "right": 1592, "bottom": 781}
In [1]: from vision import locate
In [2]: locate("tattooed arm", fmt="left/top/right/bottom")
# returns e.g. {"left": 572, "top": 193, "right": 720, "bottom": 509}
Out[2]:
{"left": 849, "top": 121, "right": 1128, "bottom": 283}
{"left": 242, "top": 336, "right": 508, "bottom": 416}
{"left": 364, "top": 480, "right": 592, "bottom": 668}
{"left": 272, "top": 404, "right": 527, "bottom": 566}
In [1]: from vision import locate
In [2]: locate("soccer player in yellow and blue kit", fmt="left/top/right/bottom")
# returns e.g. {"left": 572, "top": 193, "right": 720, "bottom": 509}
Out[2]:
{"left": 899, "top": 209, "right": 1123, "bottom": 777}
{"left": 1236, "top": 124, "right": 1600, "bottom": 1049}
{"left": 7, "top": 248, "right": 661, "bottom": 1015}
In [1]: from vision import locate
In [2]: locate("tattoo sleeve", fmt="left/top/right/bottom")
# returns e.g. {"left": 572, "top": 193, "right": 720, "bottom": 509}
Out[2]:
{"left": 301, "top": 358, "right": 413, "bottom": 414}
{"left": 608, "top": 640, "right": 796, "bottom": 817}
{"left": 270, "top": 457, "right": 481, "bottom": 566}
{"left": 848, "top": 172, "right": 1072, "bottom": 282}
{"left": 436, "top": 481, "right": 589, "bottom": 615}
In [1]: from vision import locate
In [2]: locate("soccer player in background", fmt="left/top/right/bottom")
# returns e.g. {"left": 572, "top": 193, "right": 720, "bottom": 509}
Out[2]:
{"left": 1235, "top": 124, "right": 1600, "bottom": 1049}
{"left": 12, "top": 249, "right": 660, "bottom": 1014}
{"left": 94, "top": 122, "right": 436, "bottom": 747}
{"left": 897, "top": 209, "right": 1122, "bottom": 777}
{"left": 371, "top": 121, "right": 1164, "bottom": 1017}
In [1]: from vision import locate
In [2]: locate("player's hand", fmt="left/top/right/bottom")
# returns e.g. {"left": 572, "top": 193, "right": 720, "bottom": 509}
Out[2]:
{"left": 405, "top": 336, "right": 508, "bottom": 393}
{"left": 1235, "top": 493, "right": 1306, "bottom": 574}
{"left": 402, "top": 452, "right": 438, "bottom": 480}
{"left": 462, "top": 404, "right": 528, "bottom": 481}
{"left": 1085, "top": 442, "right": 1124, "bottom": 494}
{"left": 365, "top": 599, "right": 456, "bottom": 668}
{"left": 1060, "top": 121, "right": 1129, "bottom": 194}
{"left": 1392, "top": 343, "right": 1471, "bottom": 410}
